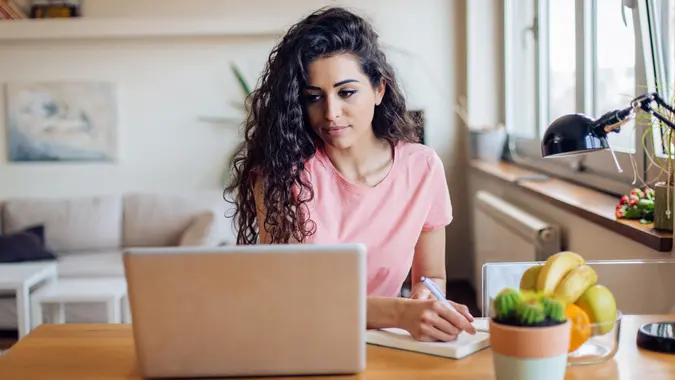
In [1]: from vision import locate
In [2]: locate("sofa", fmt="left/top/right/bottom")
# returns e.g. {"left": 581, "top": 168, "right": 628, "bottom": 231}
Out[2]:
{"left": 0, "top": 191, "right": 237, "bottom": 329}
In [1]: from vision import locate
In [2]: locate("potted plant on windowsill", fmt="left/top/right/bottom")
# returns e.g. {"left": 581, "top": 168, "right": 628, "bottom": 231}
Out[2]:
{"left": 489, "top": 288, "right": 571, "bottom": 380}
{"left": 653, "top": 127, "right": 674, "bottom": 231}
{"left": 638, "top": 87, "right": 675, "bottom": 231}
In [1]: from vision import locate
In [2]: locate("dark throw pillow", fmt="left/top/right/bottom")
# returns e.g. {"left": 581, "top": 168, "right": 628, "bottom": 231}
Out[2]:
{"left": 0, "top": 225, "right": 56, "bottom": 263}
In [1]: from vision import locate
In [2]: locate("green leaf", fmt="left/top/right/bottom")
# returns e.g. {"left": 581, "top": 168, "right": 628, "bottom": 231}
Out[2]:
{"left": 230, "top": 63, "right": 252, "bottom": 96}
{"left": 639, "top": 199, "right": 654, "bottom": 207}
{"left": 623, "top": 206, "right": 642, "bottom": 219}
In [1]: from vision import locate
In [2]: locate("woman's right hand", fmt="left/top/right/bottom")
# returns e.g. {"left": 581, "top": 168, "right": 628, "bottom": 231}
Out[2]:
{"left": 397, "top": 298, "right": 477, "bottom": 342}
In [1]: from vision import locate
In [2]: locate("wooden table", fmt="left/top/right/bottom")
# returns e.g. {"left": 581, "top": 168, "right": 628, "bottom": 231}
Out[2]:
{"left": 1, "top": 315, "right": 675, "bottom": 379}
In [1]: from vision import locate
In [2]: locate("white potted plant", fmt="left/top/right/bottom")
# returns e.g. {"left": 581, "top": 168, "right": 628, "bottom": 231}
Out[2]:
{"left": 489, "top": 288, "right": 571, "bottom": 380}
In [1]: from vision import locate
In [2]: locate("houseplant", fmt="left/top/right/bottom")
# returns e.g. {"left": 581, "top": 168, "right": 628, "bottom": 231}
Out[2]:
{"left": 489, "top": 288, "right": 571, "bottom": 380}
{"left": 215, "top": 63, "right": 254, "bottom": 186}
{"left": 230, "top": 62, "right": 253, "bottom": 112}
{"left": 637, "top": 87, "right": 675, "bottom": 230}
{"left": 653, "top": 127, "right": 674, "bottom": 231}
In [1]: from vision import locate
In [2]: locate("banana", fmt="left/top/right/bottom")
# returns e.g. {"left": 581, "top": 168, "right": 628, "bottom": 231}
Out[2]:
{"left": 553, "top": 264, "right": 598, "bottom": 304}
{"left": 520, "top": 265, "right": 542, "bottom": 291}
{"left": 536, "top": 251, "right": 585, "bottom": 294}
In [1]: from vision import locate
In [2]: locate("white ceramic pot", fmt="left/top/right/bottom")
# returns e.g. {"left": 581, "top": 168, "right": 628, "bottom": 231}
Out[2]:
{"left": 489, "top": 319, "right": 571, "bottom": 380}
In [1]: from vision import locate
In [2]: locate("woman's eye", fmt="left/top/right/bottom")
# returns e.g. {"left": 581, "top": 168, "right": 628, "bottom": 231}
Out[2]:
{"left": 339, "top": 90, "right": 356, "bottom": 98}
{"left": 305, "top": 94, "right": 321, "bottom": 103}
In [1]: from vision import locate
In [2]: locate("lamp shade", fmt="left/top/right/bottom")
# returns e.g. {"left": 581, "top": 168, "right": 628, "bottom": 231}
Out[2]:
{"left": 541, "top": 114, "right": 609, "bottom": 157}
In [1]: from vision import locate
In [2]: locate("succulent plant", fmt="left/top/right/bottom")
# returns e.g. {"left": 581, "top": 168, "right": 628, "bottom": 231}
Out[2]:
{"left": 516, "top": 298, "right": 546, "bottom": 325}
{"left": 492, "top": 288, "right": 567, "bottom": 327}
{"left": 493, "top": 288, "right": 522, "bottom": 319}
{"left": 542, "top": 295, "right": 566, "bottom": 323}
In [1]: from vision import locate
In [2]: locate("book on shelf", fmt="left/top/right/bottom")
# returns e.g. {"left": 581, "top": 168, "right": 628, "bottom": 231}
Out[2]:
{"left": 0, "top": 0, "right": 28, "bottom": 20}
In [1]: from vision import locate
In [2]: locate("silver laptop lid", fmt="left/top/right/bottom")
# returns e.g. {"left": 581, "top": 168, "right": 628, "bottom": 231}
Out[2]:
{"left": 123, "top": 243, "right": 367, "bottom": 378}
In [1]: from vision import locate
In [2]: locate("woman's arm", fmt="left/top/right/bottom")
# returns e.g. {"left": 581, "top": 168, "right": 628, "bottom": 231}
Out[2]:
{"left": 369, "top": 295, "right": 476, "bottom": 342}
{"left": 408, "top": 227, "right": 475, "bottom": 324}
{"left": 367, "top": 228, "right": 475, "bottom": 341}
{"left": 410, "top": 228, "right": 447, "bottom": 299}
{"left": 366, "top": 297, "right": 405, "bottom": 329}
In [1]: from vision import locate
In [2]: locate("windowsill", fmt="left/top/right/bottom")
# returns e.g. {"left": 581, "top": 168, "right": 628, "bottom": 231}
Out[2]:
{"left": 470, "top": 159, "right": 673, "bottom": 252}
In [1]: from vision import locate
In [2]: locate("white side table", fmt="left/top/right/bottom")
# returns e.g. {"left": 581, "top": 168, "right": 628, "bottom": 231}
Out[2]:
{"left": 0, "top": 262, "right": 58, "bottom": 339}
{"left": 30, "top": 278, "right": 129, "bottom": 327}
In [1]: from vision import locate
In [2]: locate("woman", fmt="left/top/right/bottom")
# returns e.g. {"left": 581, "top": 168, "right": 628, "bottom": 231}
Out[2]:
{"left": 225, "top": 6, "right": 476, "bottom": 342}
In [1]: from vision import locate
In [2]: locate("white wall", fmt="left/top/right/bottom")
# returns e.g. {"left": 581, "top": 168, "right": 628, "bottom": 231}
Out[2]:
{"left": 0, "top": 37, "right": 271, "bottom": 197}
{"left": 466, "top": 0, "right": 503, "bottom": 130}
{"left": 1, "top": 0, "right": 470, "bottom": 278}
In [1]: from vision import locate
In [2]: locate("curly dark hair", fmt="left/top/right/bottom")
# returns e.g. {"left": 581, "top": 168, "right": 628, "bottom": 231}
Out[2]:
{"left": 224, "top": 6, "right": 420, "bottom": 245}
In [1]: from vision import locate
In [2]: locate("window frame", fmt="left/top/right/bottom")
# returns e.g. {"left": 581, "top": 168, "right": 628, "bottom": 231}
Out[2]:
{"left": 643, "top": 0, "right": 675, "bottom": 185}
{"left": 503, "top": 0, "right": 670, "bottom": 196}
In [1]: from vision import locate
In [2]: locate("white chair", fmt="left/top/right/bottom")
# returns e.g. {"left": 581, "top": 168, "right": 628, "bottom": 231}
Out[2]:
{"left": 480, "top": 259, "right": 675, "bottom": 317}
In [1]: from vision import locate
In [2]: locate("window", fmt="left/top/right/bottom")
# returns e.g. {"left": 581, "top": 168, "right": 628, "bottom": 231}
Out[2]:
{"left": 546, "top": 1, "right": 576, "bottom": 128}
{"left": 648, "top": 0, "right": 675, "bottom": 162}
{"left": 504, "top": 0, "right": 674, "bottom": 195}
{"left": 595, "top": 0, "right": 637, "bottom": 152}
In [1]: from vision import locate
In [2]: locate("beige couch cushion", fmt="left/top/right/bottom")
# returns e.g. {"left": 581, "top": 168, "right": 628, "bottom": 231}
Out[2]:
{"left": 1, "top": 196, "right": 123, "bottom": 254}
{"left": 57, "top": 250, "right": 124, "bottom": 278}
{"left": 123, "top": 191, "right": 231, "bottom": 247}
{"left": 179, "top": 211, "right": 216, "bottom": 246}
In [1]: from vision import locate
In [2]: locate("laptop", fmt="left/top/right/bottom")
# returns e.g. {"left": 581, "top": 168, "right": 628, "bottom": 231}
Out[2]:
{"left": 123, "top": 243, "right": 367, "bottom": 379}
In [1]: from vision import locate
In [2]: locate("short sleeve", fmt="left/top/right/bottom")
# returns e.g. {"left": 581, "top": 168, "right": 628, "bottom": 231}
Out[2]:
{"left": 422, "top": 151, "right": 453, "bottom": 231}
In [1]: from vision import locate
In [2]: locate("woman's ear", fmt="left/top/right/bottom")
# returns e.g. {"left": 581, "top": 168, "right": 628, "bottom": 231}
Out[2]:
{"left": 375, "top": 78, "right": 386, "bottom": 106}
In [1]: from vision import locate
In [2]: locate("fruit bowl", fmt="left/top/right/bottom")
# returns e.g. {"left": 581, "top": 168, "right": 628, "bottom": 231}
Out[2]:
{"left": 567, "top": 310, "right": 622, "bottom": 366}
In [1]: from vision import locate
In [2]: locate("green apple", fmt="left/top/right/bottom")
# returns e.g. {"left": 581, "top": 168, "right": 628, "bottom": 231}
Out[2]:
{"left": 575, "top": 284, "right": 617, "bottom": 335}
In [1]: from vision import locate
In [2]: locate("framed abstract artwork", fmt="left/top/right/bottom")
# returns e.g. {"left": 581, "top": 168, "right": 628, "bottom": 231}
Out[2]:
{"left": 5, "top": 81, "right": 118, "bottom": 162}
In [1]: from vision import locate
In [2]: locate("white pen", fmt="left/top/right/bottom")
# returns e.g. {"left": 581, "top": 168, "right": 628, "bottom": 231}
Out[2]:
{"left": 419, "top": 276, "right": 458, "bottom": 312}
{"left": 419, "top": 276, "right": 487, "bottom": 334}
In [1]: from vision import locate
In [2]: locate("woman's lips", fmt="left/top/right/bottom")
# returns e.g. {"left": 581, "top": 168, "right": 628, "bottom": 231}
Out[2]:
{"left": 325, "top": 126, "right": 348, "bottom": 136}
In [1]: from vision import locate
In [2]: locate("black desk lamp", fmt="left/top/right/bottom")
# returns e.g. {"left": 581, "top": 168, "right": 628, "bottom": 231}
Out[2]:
{"left": 542, "top": 91, "right": 675, "bottom": 158}
{"left": 541, "top": 91, "right": 675, "bottom": 354}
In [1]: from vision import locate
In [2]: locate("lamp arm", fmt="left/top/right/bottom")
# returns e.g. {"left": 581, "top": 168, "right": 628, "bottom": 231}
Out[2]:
{"left": 632, "top": 92, "right": 675, "bottom": 131}
{"left": 595, "top": 92, "right": 675, "bottom": 134}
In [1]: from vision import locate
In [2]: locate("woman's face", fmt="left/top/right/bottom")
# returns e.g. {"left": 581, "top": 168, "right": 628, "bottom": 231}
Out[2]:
{"left": 303, "top": 53, "right": 385, "bottom": 150}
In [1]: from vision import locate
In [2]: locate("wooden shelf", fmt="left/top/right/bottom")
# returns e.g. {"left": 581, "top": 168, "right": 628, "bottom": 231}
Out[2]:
{"left": 0, "top": 18, "right": 283, "bottom": 41}
{"left": 470, "top": 159, "right": 673, "bottom": 252}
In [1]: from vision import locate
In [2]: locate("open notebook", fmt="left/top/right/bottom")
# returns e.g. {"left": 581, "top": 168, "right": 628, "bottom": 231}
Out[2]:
{"left": 365, "top": 318, "right": 490, "bottom": 359}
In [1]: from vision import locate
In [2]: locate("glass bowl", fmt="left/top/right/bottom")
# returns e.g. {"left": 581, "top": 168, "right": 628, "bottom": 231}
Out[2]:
{"left": 567, "top": 310, "right": 622, "bottom": 366}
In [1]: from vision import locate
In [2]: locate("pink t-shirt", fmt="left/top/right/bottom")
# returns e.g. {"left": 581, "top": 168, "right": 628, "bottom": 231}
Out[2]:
{"left": 302, "top": 141, "right": 453, "bottom": 297}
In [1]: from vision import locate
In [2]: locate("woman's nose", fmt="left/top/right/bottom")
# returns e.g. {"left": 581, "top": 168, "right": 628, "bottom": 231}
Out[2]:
{"left": 324, "top": 96, "right": 342, "bottom": 121}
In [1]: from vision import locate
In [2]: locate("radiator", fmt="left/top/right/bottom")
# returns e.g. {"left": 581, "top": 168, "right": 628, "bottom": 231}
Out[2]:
{"left": 472, "top": 190, "right": 561, "bottom": 307}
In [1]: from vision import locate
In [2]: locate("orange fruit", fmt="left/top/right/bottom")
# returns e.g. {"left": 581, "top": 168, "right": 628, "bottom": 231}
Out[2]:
{"left": 566, "top": 303, "right": 592, "bottom": 353}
